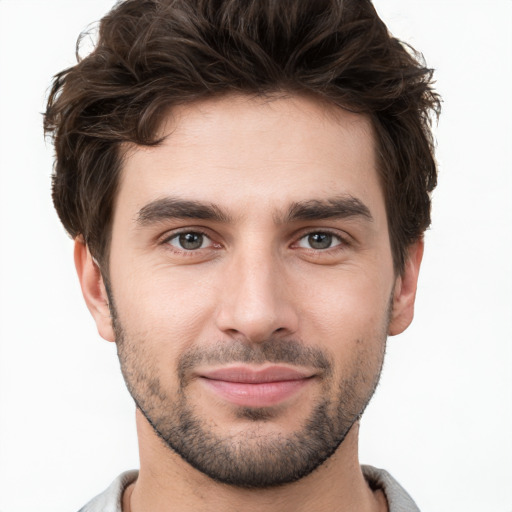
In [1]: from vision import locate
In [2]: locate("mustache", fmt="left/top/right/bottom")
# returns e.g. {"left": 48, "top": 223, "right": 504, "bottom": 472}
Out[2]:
{"left": 177, "top": 338, "right": 333, "bottom": 381}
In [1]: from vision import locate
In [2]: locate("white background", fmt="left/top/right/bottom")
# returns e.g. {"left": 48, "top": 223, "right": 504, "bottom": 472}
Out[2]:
{"left": 0, "top": 1, "right": 511, "bottom": 511}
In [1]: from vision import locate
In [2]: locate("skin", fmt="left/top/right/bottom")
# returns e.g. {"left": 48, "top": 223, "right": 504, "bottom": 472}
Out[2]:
{"left": 76, "top": 94, "right": 423, "bottom": 512}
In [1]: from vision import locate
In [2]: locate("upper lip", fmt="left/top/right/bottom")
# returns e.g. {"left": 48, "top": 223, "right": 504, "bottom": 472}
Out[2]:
{"left": 198, "top": 365, "right": 315, "bottom": 383}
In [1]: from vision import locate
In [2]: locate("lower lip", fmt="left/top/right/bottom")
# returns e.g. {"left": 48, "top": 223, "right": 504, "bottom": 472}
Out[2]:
{"left": 200, "top": 378, "right": 310, "bottom": 407}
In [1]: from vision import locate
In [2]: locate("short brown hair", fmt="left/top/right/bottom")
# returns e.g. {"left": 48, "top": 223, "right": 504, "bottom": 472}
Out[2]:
{"left": 44, "top": 0, "right": 440, "bottom": 273}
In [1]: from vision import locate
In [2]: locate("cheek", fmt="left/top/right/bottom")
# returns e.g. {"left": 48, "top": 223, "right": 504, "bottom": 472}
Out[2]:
{"left": 296, "top": 268, "right": 391, "bottom": 382}
{"left": 111, "top": 264, "right": 220, "bottom": 347}
{"left": 298, "top": 266, "right": 393, "bottom": 336}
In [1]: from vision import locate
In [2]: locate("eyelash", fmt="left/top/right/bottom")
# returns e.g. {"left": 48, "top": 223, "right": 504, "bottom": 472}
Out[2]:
{"left": 161, "top": 229, "right": 218, "bottom": 255}
{"left": 294, "top": 230, "right": 349, "bottom": 252}
{"left": 160, "top": 228, "right": 350, "bottom": 255}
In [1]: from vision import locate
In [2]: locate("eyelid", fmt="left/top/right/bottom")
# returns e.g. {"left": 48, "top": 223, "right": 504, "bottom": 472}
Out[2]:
{"left": 159, "top": 227, "right": 222, "bottom": 251}
{"left": 296, "top": 232, "right": 343, "bottom": 249}
{"left": 160, "top": 226, "right": 211, "bottom": 242}
{"left": 156, "top": 226, "right": 352, "bottom": 254}
{"left": 291, "top": 228, "right": 351, "bottom": 248}
{"left": 168, "top": 232, "right": 212, "bottom": 250}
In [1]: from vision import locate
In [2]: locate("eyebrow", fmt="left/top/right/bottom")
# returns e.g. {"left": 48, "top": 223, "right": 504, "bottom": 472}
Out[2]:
{"left": 284, "top": 196, "right": 373, "bottom": 223}
{"left": 135, "top": 194, "right": 373, "bottom": 227}
{"left": 136, "top": 198, "right": 232, "bottom": 225}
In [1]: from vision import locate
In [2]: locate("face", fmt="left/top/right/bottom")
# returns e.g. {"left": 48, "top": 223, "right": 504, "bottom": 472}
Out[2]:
{"left": 79, "top": 94, "right": 420, "bottom": 488}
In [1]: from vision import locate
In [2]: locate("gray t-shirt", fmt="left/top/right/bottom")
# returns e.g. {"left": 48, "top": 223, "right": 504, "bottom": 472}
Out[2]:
{"left": 78, "top": 465, "right": 420, "bottom": 512}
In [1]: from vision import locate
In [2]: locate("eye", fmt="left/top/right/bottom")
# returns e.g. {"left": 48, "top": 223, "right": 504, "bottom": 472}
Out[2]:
{"left": 166, "top": 231, "right": 212, "bottom": 250}
{"left": 297, "top": 232, "right": 343, "bottom": 250}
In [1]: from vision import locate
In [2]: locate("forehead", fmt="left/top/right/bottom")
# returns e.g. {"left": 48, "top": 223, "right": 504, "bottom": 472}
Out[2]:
{"left": 116, "top": 93, "right": 384, "bottom": 224}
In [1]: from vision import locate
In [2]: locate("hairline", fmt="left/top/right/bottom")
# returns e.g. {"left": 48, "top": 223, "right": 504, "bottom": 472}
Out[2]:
{"left": 94, "top": 90, "right": 405, "bottom": 280}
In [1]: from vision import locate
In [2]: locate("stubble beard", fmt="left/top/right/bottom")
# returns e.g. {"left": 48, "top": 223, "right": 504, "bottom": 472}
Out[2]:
{"left": 109, "top": 296, "right": 388, "bottom": 489}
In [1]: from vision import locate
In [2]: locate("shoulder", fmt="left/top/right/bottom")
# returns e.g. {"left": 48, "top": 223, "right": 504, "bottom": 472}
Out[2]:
{"left": 362, "top": 465, "right": 421, "bottom": 512}
{"left": 77, "top": 470, "right": 139, "bottom": 512}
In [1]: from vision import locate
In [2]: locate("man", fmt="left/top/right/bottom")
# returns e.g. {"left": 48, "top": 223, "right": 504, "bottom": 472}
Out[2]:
{"left": 44, "top": 0, "right": 440, "bottom": 510}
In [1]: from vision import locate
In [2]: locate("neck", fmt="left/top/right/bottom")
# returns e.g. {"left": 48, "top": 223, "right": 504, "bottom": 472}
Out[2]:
{"left": 125, "top": 410, "right": 387, "bottom": 512}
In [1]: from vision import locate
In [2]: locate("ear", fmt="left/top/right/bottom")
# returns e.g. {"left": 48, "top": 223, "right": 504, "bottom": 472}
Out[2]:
{"left": 388, "top": 239, "right": 424, "bottom": 336}
{"left": 74, "top": 238, "right": 115, "bottom": 342}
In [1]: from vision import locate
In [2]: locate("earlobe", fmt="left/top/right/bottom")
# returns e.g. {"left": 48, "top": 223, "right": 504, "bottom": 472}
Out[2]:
{"left": 74, "top": 238, "right": 115, "bottom": 342}
{"left": 388, "top": 239, "right": 424, "bottom": 336}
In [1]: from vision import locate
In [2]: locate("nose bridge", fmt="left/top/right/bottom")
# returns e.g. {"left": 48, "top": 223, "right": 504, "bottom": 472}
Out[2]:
{"left": 215, "top": 239, "right": 297, "bottom": 341}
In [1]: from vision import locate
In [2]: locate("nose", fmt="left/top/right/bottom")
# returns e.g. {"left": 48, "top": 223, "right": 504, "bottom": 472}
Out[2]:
{"left": 214, "top": 246, "right": 299, "bottom": 343}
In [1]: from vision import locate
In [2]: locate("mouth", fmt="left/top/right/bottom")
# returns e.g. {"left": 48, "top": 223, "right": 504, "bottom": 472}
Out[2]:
{"left": 198, "top": 365, "right": 316, "bottom": 408}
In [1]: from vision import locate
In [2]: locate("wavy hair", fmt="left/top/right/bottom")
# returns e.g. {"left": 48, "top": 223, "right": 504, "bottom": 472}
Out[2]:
{"left": 44, "top": 0, "right": 440, "bottom": 273}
